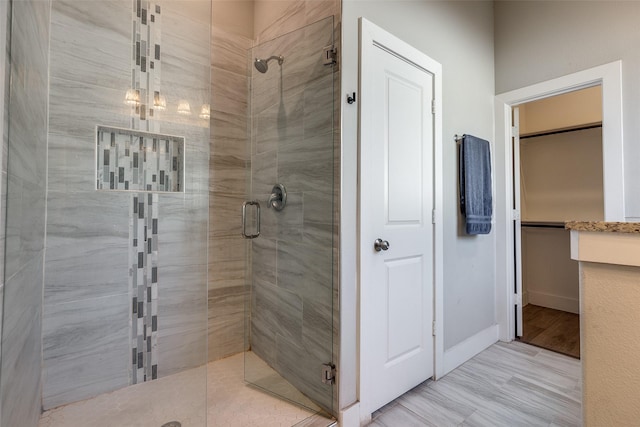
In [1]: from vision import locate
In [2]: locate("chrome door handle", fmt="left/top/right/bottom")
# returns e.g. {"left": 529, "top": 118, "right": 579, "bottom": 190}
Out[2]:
{"left": 242, "top": 201, "right": 260, "bottom": 239}
{"left": 374, "top": 238, "right": 389, "bottom": 252}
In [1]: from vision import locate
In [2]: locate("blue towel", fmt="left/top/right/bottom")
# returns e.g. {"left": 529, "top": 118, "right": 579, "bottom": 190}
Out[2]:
{"left": 459, "top": 134, "right": 492, "bottom": 235}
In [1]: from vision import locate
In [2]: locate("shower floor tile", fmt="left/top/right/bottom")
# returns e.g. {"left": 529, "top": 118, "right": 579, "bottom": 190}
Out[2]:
{"left": 39, "top": 352, "right": 332, "bottom": 427}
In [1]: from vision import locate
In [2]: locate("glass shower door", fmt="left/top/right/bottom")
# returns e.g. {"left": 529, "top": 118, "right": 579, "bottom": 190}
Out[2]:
{"left": 244, "top": 16, "right": 336, "bottom": 416}
{"left": 1, "top": 0, "right": 211, "bottom": 425}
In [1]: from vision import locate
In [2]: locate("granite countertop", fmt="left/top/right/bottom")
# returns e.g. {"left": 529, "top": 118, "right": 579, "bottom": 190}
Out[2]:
{"left": 565, "top": 221, "right": 640, "bottom": 233}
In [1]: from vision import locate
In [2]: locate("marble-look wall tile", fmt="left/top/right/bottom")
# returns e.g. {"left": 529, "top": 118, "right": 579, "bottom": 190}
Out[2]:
{"left": 157, "top": 329, "right": 207, "bottom": 378}
{"left": 49, "top": 3, "right": 130, "bottom": 89}
{"left": 210, "top": 152, "right": 247, "bottom": 193}
{"left": 157, "top": 194, "right": 209, "bottom": 375}
{"left": 303, "top": 74, "right": 334, "bottom": 136}
{"left": 207, "top": 286, "right": 248, "bottom": 360}
{"left": 212, "top": 27, "right": 252, "bottom": 76}
{"left": 210, "top": 191, "right": 245, "bottom": 238}
{"left": 278, "top": 132, "right": 333, "bottom": 193}
{"left": 160, "top": 0, "right": 211, "bottom": 67}
{"left": 254, "top": 89, "right": 305, "bottom": 155}
{"left": 212, "top": 111, "right": 248, "bottom": 145}
{"left": 255, "top": 0, "right": 306, "bottom": 45}
{"left": 303, "top": 190, "right": 333, "bottom": 245}
{"left": 251, "top": 148, "right": 277, "bottom": 196}
{"left": 42, "top": 293, "right": 130, "bottom": 410}
{"left": 211, "top": 69, "right": 248, "bottom": 116}
{"left": 4, "top": 175, "right": 47, "bottom": 279}
{"left": 44, "top": 190, "right": 129, "bottom": 304}
{"left": 251, "top": 237, "right": 277, "bottom": 288}
{"left": 1, "top": 0, "right": 50, "bottom": 424}
{"left": 2, "top": 256, "right": 45, "bottom": 426}
{"left": 208, "top": 236, "right": 246, "bottom": 289}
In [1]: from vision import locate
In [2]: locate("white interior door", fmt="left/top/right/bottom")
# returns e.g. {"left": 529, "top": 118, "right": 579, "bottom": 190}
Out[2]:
{"left": 359, "top": 19, "right": 438, "bottom": 416}
{"left": 512, "top": 107, "right": 523, "bottom": 337}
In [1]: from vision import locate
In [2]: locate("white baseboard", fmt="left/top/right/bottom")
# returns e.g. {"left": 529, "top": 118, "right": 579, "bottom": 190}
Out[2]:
{"left": 338, "top": 402, "right": 362, "bottom": 427}
{"left": 441, "top": 324, "right": 498, "bottom": 377}
{"left": 528, "top": 291, "right": 579, "bottom": 314}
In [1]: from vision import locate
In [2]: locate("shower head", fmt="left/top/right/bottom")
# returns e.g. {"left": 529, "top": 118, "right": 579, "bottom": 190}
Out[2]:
{"left": 254, "top": 55, "right": 284, "bottom": 73}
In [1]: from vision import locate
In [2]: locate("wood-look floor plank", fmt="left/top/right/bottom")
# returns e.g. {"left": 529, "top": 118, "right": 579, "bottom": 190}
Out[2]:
{"left": 519, "top": 304, "right": 580, "bottom": 358}
{"left": 368, "top": 341, "right": 581, "bottom": 427}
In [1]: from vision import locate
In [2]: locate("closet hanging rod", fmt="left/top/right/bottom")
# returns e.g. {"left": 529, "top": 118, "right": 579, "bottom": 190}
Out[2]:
{"left": 520, "top": 123, "right": 602, "bottom": 140}
{"left": 521, "top": 222, "right": 566, "bottom": 229}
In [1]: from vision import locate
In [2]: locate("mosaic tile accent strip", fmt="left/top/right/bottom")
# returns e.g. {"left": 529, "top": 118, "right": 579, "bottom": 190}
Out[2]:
{"left": 128, "top": 0, "right": 164, "bottom": 385}
{"left": 96, "top": 126, "right": 184, "bottom": 193}
{"left": 130, "top": 191, "right": 159, "bottom": 383}
{"left": 130, "top": 0, "right": 162, "bottom": 132}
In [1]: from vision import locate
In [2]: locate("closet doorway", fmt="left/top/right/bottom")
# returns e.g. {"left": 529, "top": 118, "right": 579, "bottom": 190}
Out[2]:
{"left": 514, "top": 86, "right": 603, "bottom": 359}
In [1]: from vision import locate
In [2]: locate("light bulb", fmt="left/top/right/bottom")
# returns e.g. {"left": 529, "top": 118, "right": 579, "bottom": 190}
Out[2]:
{"left": 199, "top": 104, "right": 210, "bottom": 119}
{"left": 125, "top": 89, "right": 140, "bottom": 106}
{"left": 177, "top": 100, "right": 191, "bottom": 115}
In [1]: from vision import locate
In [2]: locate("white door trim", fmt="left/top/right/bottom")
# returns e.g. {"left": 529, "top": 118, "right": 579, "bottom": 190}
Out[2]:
{"left": 494, "top": 60, "right": 624, "bottom": 341}
{"left": 357, "top": 16, "right": 444, "bottom": 417}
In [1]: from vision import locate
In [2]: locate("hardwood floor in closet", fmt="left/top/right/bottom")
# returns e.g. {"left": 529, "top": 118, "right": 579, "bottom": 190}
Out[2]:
{"left": 518, "top": 304, "right": 580, "bottom": 359}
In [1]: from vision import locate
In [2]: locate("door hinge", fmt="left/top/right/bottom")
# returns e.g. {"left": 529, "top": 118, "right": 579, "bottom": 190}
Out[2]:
{"left": 432, "top": 320, "right": 436, "bottom": 336}
{"left": 512, "top": 209, "right": 520, "bottom": 221}
{"left": 322, "top": 363, "right": 336, "bottom": 385}
{"left": 432, "top": 209, "right": 436, "bottom": 224}
{"left": 431, "top": 99, "right": 436, "bottom": 115}
{"left": 323, "top": 45, "right": 337, "bottom": 66}
{"left": 511, "top": 126, "right": 519, "bottom": 137}
{"left": 514, "top": 293, "right": 522, "bottom": 306}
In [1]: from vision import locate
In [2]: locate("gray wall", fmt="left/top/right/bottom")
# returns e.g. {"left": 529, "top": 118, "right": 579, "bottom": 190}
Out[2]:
{"left": 42, "top": 0, "right": 210, "bottom": 410}
{"left": 341, "top": 0, "right": 496, "bottom": 408}
{"left": 494, "top": 0, "right": 640, "bottom": 220}
{"left": 0, "top": 0, "right": 51, "bottom": 425}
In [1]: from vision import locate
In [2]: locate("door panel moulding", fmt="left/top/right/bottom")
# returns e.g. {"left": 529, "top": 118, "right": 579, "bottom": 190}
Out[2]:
{"left": 494, "top": 60, "right": 624, "bottom": 342}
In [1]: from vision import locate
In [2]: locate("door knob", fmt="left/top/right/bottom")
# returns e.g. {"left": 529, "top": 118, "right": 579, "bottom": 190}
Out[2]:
{"left": 374, "top": 238, "right": 390, "bottom": 252}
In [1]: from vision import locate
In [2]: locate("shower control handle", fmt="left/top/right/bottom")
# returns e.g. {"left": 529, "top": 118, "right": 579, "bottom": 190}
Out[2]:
{"left": 374, "top": 238, "right": 390, "bottom": 252}
{"left": 268, "top": 184, "right": 287, "bottom": 211}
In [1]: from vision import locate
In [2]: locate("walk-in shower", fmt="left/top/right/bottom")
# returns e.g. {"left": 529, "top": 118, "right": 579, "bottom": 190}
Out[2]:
{"left": 253, "top": 55, "right": 284, "bottom": 73}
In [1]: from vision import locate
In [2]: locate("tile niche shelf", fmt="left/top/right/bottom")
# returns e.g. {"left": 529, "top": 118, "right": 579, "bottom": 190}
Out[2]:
{"left": 96, "top": 125, "right": 184, "bottom": 193}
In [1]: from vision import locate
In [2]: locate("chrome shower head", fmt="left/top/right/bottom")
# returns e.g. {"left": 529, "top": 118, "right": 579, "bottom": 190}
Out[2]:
{"left": 254, "top": 55, "right": 284, "bottom": 73}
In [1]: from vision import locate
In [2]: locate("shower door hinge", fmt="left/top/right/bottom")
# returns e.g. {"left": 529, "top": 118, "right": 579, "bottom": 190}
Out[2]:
{"left": 432, "top": 320, "right": 436, "bottom": 336}
{"left": 322, "top": 363, "right": 336, "bottom": 385}
{"left": 431, "top": 99, "right": 436, "bottom": 114}
{"left": 323, "top": 45, "right": 337, "bottom": 66}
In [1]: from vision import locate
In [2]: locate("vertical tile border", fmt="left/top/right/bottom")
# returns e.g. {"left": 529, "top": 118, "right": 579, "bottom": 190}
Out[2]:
{"left": 128, "top": 0, "right": 163, "bottom": 384}
{"left": 130, "top": 192, "right": 159, "bottom": 382}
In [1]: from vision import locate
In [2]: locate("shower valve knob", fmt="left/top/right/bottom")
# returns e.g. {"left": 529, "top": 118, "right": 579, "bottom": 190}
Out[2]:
{"left": 374, "top": 238, "right": 390, "bottom": 252}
